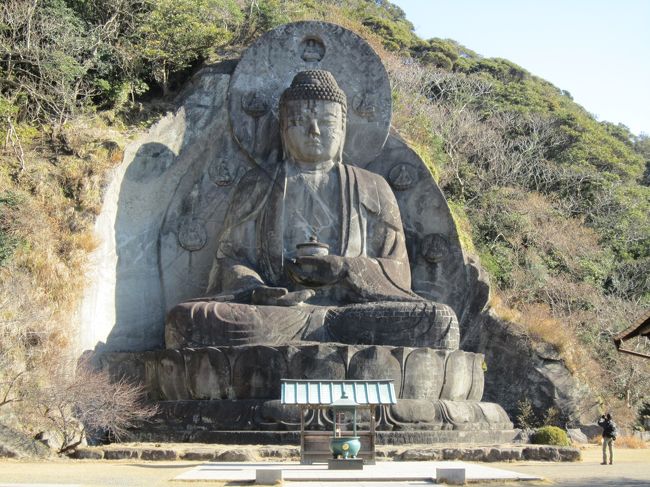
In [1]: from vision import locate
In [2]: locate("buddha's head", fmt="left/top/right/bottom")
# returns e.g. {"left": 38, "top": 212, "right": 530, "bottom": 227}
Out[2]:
{"left": 279, "top": 70, "right": 347, "bottom": 165}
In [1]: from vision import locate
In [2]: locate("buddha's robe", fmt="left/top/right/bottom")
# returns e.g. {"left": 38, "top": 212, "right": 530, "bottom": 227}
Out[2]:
{"left": 165, "top": 161, "right": 459, "bottom": 350}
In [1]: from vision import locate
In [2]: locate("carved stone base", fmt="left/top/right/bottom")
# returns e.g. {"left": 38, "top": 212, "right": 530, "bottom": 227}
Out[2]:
{"left": 95, "top": 343, "right": 512, "bottom": 440}
{"left": 120, "top": 398, "right": 514, "bottom": 444}
{"left": 97, "top": 343, "right": 486, "bottom": 402}
{"left": 131, "top": 398, "right": 511, "bottom": 431}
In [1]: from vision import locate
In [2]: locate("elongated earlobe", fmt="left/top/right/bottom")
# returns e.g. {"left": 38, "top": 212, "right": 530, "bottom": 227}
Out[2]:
{"left": 336, "top": 111, "right": 346, "bottom": 164}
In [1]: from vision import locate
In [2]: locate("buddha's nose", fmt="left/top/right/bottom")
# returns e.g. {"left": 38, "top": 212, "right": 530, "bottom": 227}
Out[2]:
{"left": 308, "top": 119, "right": 320, "bottom": 137}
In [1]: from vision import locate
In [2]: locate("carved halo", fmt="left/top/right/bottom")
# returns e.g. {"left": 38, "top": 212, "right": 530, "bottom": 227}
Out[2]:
{"left": 228, "top": 21, "right": 392, "bottom": 168}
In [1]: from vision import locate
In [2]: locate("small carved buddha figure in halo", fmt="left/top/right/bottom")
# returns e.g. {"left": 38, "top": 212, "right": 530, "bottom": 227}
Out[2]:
{"left": 165, "top": 70, "right": 460, "bottom": 350}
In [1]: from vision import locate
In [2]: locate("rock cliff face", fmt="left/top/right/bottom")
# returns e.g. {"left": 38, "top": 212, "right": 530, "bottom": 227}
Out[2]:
{"left": 0, "top": 424, "right": 52, "bottom": 459}
{"left": 79, "top": 64, "right": 237, "bottom": 352}
{"left": 462, "top": 308, "right": 599, "bottom": 425}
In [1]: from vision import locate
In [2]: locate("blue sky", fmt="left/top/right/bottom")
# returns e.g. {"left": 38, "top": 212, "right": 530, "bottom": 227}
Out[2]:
{"left": 391, "top": 0, "right": 650, "bottom": 136}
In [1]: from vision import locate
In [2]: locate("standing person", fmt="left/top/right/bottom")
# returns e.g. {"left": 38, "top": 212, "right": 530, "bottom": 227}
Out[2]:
{"left": 597, "top": 413, "right": 617, "bottom": 465}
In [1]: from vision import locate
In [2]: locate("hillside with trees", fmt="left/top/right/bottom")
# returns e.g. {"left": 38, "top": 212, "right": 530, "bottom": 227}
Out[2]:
{"left": 1, "top": 0, "right": 648, "bottom": 447}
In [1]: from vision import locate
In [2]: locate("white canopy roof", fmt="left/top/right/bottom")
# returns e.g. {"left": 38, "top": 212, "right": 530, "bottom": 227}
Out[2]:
{"left": 280, "top": 379, "right": 397, "bottom": 406}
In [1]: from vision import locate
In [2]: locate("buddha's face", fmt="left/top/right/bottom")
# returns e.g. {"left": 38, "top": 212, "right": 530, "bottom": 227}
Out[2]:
{"left": 282, "top": 99, "right": 344, "bottom": 164}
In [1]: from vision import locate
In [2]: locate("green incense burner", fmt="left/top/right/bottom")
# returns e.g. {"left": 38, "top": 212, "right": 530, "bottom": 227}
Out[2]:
{"left": 329, "top": 390, "right": 361, "bottom": 459}
{"left": 329, "top": 435, "right": 361, "bottom": 459}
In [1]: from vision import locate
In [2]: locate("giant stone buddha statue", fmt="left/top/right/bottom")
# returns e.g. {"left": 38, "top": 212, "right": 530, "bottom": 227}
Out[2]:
{"left": 93, "top": 22, "right": 514, "bottom": 440}
{"left": 165, "top": 70, "right": 460, "bottom": 351}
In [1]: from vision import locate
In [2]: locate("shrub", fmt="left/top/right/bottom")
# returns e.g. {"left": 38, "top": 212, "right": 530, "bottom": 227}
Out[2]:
{"left": 421, "top": 52, "right": 453, "bottom": 70}
{"left": 515, "top": 397, "right": 538, "bottom": 430}
{"left": 23, "top": 357, "right": 158, "bottom": 453}
{"left": 531, "top": 426, "right": 570, "bottom": 446}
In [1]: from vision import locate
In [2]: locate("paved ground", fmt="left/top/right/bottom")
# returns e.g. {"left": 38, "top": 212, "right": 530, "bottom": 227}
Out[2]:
{"left": 0, "top": 445, "right": 647, "bottom": 486}
{"left": 174, "top": 461, "right": 540, "bottom": 482}
{"left": 493, "top": 446, "right": 650, "bottom": 487}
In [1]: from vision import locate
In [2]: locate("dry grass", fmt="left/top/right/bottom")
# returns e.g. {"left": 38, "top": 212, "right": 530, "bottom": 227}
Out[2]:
{"left": 616, "top": 435, "right": 648, "bottom": 449}
{"left": 490, "top": 293, "right": 523, "bottom": 324}
{"left": 588, "top": 435, "right": 647, "bottom": 449}
{"left": 489, "top": 294, "right": 583, "bottom": 373}
{"left": 588, "top": 435, "right": 602, "bottom": 445}
{"left": 1, "top": 114, "right": 128, "bottom": 428}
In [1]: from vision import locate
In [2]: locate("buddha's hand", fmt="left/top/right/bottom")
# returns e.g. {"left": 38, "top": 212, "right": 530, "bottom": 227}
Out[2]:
{"left": 286, "top": 255, "right": 347, "bottom": 287}
{"left": 251, "top": 285, "right": 315, "bottom": 306}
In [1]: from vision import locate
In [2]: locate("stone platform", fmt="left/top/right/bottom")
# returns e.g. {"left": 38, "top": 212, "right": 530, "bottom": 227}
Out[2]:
{"left": 173, "top": 461, "right": 543, "bottom": 483}
{"left": 122, "top": 399, "right": 513, "bottom": 441}
{"left": 96, "top": 343, "right": 512, "bottom": 441}
{"left": 72, "top": 442, "right": 580, "bottom": 463}
{"left": 127, "top": 420, "right": 517, "bottom": 445}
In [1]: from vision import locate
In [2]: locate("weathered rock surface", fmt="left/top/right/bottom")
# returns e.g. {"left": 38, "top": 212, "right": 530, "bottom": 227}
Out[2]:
{"left": 0, "top": 424, "right": 53, "bottom": 459}
{"left": 217, "top": 449, "right": 257, "bottom": 462}
{"left": 259, "top": 446, "right": 300, "bottom": 459}
{"left": 396, "top": 445, "right": 578, "bottom": 462}
{"left": 140, "top": 448, "right": 177, "bottom": 461}
{"left": 71, "top": 442, "right": 580, "bottom": 462}
{"left": 578, "top": 424, "right": 603, "bottom": 440}
{"left": 103, "top": 448, "right": 139, "bottom": 460}
{"left": 521, "top": 446, "right": 577, "bottom": 462}
{"left": 567, "top": 428, "right": 589, "bottom": 444}
{"left": 72, "top": 448, "right": 104, "bottom": 459}
{"left": 462, "top": 311, "right": 599, "bottom": 425}
{"left": 180, "top": 449, "right": 217, "bottom": 461}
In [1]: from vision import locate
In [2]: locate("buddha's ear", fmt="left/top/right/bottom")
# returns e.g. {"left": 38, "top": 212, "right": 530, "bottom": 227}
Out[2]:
{"left": 279, "top": 117, "right": 287, "bottom": 161}
{"left": 336, "top": 146, "right": 344, "bottom": 164}
{"left": 336, "top": 106, "right": 347, "bottom": 164}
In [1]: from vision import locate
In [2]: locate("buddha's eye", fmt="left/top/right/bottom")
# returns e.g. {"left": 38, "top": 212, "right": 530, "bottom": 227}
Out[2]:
{"left": 288, "top": 117, "right": 304, "bottom": 126}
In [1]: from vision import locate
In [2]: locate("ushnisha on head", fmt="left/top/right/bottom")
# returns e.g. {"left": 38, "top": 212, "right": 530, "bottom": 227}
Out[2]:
{"left": 279, "top": 70, "right": 347, "bottom": 165}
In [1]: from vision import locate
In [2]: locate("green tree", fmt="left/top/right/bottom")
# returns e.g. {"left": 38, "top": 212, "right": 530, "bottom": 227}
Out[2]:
{"left": 240, "top": 0, "right": 297, "bottom": 41}
{"left": 138, "top": 0, "right": 242, "bottom": 95}
{"left": 0, "top": 0, "right": 90, "bottom": 125}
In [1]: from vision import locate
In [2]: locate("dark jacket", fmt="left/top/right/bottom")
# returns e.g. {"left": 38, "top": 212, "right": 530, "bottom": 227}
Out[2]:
{"left": 598, "top": 417, "right": 617, "bottom": 439}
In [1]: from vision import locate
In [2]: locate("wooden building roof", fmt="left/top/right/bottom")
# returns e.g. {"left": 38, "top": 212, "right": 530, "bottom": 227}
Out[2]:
{"left": 613, "top": 309, "right": 650, "bottom": 359}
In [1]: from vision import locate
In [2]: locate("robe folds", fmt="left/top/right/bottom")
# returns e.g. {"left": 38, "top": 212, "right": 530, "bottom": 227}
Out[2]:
{"left": 165, "top": 161, "right": 460, "bottom": 350}
{"left": 207, "top": 161, "right": 418, "bottom": 304}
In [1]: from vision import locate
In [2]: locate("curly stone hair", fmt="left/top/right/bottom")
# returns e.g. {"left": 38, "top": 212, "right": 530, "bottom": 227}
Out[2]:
{"left": 280, "top": 70, "right": 347, "bottom": 109}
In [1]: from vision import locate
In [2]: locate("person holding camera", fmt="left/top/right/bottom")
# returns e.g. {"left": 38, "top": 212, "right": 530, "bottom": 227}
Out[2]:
{"left": 597, "top": 413, "right": 617, "bottom": 465}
